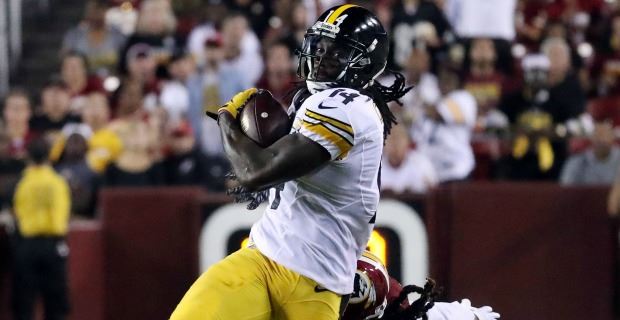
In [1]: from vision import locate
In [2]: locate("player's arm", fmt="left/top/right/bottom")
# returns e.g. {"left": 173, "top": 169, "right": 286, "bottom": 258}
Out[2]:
{"left": 218, "top": 113, "right": 330, "bottom": 191}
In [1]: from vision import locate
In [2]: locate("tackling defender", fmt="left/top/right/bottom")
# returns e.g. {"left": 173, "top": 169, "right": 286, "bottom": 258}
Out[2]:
{"left": 171, "top": 4, "right": 410, "bottom": 319}
{"left": 343, "top": 251, "right": 501, "bottom": 320}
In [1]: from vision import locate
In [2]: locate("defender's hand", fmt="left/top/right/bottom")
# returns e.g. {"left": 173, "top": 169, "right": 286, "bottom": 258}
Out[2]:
{"left": 205, "top": 88, "right": 258, "bottom": 120}
{"left": 460, "top": 299, "right": 500, "bottom": 320}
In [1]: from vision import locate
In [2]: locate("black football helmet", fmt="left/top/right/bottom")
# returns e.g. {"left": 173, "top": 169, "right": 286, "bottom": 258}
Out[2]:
{"left": 297, "top": 5, "right": 389, "bottom": 92}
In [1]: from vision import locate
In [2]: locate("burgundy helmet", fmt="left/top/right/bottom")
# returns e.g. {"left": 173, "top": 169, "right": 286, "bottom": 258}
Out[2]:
{"left": 342, "top": 251, "right": 390, "bottom": 320}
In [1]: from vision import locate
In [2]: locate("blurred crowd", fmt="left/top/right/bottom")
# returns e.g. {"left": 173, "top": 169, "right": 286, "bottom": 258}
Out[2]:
{"left": 4, "top": 0, "right": 620, "bottom": 217}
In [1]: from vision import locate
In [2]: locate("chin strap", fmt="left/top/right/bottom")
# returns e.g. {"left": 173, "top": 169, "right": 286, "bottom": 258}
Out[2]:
{"left": 306, "top": 80, "right": 338, "bottom": 94}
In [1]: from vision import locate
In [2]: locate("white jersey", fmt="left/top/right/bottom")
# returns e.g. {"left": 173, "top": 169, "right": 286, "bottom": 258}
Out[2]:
{"left": 250, "top": 88, "right": 384, "bottom": 294}
{"left": 411, "top": 90, "right": 477, "bottom": 182}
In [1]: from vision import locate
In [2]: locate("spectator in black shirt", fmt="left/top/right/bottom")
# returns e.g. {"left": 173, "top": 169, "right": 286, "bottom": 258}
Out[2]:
{"left": 542, "top": 37, "right": 587, "bottom": 121}
{"left": 163, "top": 121, "right": 230, "bottom": 192}
{"left": 54, "top": 128, "right": 99, "bottom": 218}
{"left": 390, "top": 0, "right": 452, "bottom": 70}
{"left": 498, "top": 48, "right": 587, "bottom": 180}
{"left": 501, "top": 38, "right": 586, "bottom": 124}
{"left": 0, "top": 130, "right": 25, "bottom": 175}
{"left": 0, "top": 130, "right": 25, "bottom": 208}
{"left": 118, "top": 0, "right": 179, "bottom": 76}
{"left": 29, "top": 79, "right": 81, "bottom": 137}
{"left": 164, "top": 122, "right": 203, "bottom": 185}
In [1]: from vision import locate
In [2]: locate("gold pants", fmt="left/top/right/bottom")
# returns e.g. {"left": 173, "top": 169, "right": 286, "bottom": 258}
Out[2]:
{"left": 170, "top": 247, "right": 345, "bottom": 320}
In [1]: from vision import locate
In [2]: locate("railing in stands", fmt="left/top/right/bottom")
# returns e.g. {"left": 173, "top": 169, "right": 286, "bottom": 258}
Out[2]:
{"left": 0, "top": 1, "right": 9, "bottom": 97}
{"left": 0, "top": 0, "right": 21, "bottom": 97}
{"left": 9, "top": 0, "right": 22, "bottom": 72}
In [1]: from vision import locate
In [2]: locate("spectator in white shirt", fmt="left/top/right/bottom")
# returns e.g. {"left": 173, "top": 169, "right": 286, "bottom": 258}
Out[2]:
{"left": 186, "top": 3, "right": 228, "bottom": 69}
{"left": 220, "top": 13, "right": 264, "bottom": 86}
{"left": 400, "top": 45, "right": 441, "bottom": 123}
{"left": 444, "top": 0, "right": 516, "bottom": 40}
{"left": 199, "top": 35, "right": 251, "bottom": 157}
{"left": 381, "top": 124, "right": 438, "bottom": 194}
{"left": 160, "top": 51, "right": 191, "bottom": 127}
{"left": 410, "top": 68, "right": 478, "bottom": 182}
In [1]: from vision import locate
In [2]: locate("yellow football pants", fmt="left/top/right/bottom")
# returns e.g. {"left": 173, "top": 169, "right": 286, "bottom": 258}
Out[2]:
{"left": 170, "top": 247, "right": 346, "bottom": 320}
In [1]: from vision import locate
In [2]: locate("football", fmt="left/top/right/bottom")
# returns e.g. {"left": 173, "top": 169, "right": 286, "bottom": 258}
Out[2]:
{"left": 239, "top": 89, "right": 292, "bottom": 147}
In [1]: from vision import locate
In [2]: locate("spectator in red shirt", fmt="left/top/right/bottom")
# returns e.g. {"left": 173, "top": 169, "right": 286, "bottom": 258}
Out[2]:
{"left": 516, "top": 0, "right": 603, "bottom": 49}
{"left": 464, "top": 38, "right": 512, "bottom": 131}
{"left": 256, "top": 41, "right": 296, "bottom": 106}
{"left": 463, "top": 38, "right": 507, "bottom": 117}
{"left": 1, "top": 89, "right": 34, "bottom": 160}
{"left": 60, "top": 51, "right": 104, "bottom": 114}
{"left": 544, "top": 0, "right": 603, "bottom": 25}
{"left": 515, "top": 0, "right": 547, "bottom": 48}
{"left": 593, "top": 13, "right": 620, "bottom": 96}
{"left": 123, "top": 43, "right": 164, "bottom": 114}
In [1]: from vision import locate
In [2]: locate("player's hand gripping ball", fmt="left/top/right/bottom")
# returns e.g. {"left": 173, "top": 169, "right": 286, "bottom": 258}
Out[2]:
{"left": 238, "top": 89, "right": 292, "bottom": 147}
{"left": 205, "top": 87, "right": 258, "bottom": 120}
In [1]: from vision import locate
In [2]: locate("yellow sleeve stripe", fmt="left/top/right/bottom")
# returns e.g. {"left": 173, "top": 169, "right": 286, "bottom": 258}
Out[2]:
{"left": 302, "top": 120, "right": 353, "bottom": 146}
{"left": 305, "top": 110, "right": 354, "bottom": 137}
{"left": 444, "top": 98, "right": 465, "bottom": 124}
{"left": 303, "top": 118, "right": 354, "bottom": 145}
{"left": 326, "top": 4, "right": 358, "bottom": 24}
{"left": 302, "top": 120, "right": 352, "bottom": 156}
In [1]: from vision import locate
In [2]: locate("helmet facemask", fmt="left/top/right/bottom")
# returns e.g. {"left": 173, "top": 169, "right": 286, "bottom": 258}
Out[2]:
{"left": 298, "top": 32, "right": 372, "bottom": 92}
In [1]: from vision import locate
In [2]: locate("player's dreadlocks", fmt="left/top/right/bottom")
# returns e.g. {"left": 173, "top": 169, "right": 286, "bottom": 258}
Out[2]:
{"left": 382, "top": 278, "right": 441, "bottom": 320}
{"left": 360, "top": 71, "right": 411, "bottom": 140}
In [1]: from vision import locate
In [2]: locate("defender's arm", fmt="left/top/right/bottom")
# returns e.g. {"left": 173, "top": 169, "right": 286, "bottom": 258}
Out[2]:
{"left": 219, "top": 113, "right": 330, "bottom": 191}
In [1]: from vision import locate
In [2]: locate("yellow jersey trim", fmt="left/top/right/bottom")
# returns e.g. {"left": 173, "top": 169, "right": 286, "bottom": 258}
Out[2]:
{"left": 305, "top": 110, "right": 354, "bottom": 137}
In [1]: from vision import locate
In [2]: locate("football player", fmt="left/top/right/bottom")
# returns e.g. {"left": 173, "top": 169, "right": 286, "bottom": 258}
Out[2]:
{"left": 171, "top": 4, "right": 411, "bottom": 320}
{"left": 344, "top": 251, "right": 501, "bottom": 320}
